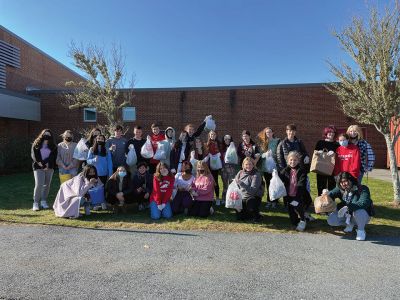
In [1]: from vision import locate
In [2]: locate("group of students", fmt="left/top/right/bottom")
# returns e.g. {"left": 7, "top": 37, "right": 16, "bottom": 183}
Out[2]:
{"left": 30, "top": 116, "right": 375, "bottom": 241}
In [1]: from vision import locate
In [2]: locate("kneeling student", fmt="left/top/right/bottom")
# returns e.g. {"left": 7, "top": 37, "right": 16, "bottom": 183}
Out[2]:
{"left": 149, "top": 163, "right": 174, "bottom": 220}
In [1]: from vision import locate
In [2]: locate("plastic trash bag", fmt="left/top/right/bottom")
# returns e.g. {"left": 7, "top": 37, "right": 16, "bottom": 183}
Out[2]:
{"left": 73, "top": 138, "right": 89, "bottom": 161}
{"left": 269, "top": 169, "right": 287, "bottom": 200}
{"left": 205, "top": 116, "right": 216, "bottom": 131}
{"left": 209, "top": 153, "right": 222, "bottom": 170}
{"left": 262, "top": 151, "right": 276, "bottom": 173}
{"left": 225, "top": 181, "right": 243, "bottom": 211}
{"left": 224, "top": 142, "right": 238, "bottom": 165}
{"left": 141, "top": 136, "right": 154, "bottom": 159}
{"left": 153, "top": 141, "right": 167, "bottom": 161}
{"left": 126, "top": 146, "right": 137, "bottom": 166}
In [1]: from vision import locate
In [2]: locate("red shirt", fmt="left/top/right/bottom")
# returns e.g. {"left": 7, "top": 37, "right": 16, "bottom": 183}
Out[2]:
{"left": 150, "top": 175, "right": 175, "bottom": 205}
{"left": 334, "top": 144, "right": 361, "bottom": 179}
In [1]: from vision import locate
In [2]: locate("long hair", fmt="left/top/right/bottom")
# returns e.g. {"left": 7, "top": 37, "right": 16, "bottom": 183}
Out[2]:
{"left": 346, "top": 125, "right": 364, "bottom": 140}
{"left": 33, "top": 129, "right": 56, "bottom": 150}
{"left": 196, "top": 160, "right": 212, "bottom": 177}
{"left": 109, "top": 165, "right": 128, "bottom": 181}
{"left": 87, "top": 127, "right": 102, "bottom": 147}
{"left": 82, "top": 164, "right": 98, "bottom": 179}
{"left": 92, "top": 134, "right": 107, "bottom": 156}
{"left": 206, "top": 130, "right": 222, "bottom": 151}
{"left": 154, "top": 162, "right": 172, "bottom": 181}
{"left": 257, "top": 127, "right": 274, "bottom": 152}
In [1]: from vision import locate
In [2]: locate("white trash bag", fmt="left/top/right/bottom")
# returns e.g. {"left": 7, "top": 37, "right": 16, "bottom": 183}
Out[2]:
{"left": 225, "top": 181, "right": 243, "bottom": 211}
{"left": 209, "top": 153, "right": 222, "bottom": 170}
{"left": 73, "top": 138, "right": 89, "bottom": 161}
{"left": 141, "top": 136, "right": 154, "bottom": 159}
{"left": 224, "top": 142, "right": 238, "bottom": 165}
{"left": 269, "top": 169, "right": 287, "bottom": 200}
{"left": 190, "top": 151, "right": 198, "bottom": 176}
{"left": 262, "top": 151, "right": 276, "bottom": 173}
{"left": 153, "top": 141, "right": 167, "bottom": 161}
{"left": 126, "top": 145, "right": 137, "bottom": 166}
{"left": 205, "top": 115, "right": 216, "bottom": 131}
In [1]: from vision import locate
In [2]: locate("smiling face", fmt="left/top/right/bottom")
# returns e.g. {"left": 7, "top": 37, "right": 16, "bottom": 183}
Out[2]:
{"left": 288, "top": 155, "right": 299, "bottom": 168}
{"left": 209, "top": 131, "right": 217, "bottom": 140}
{"left": 224, "top": 135, "right": 231, "bottom": 146}
{"left": 286, "top": 129, "right": 296, "bottom": 140}
{"left": 348, "top": 129, "right": 358, "bottom": 139}
{"left": 152, "top": 126, "right": 160, "bottom": 135}
{"left": 339, "top": 178, "right": 352, "bottom": 191}
{"left": 134, "top": 128, "right": 142, "bottom": 139}
{"left": 242, "top": 134, "right": 250, "bottom": 144}
{"left": 326, "top": 131, "right": 335, "bottom": 141}
{"left": 243, "top": 160, "right": 254, "bottom": 172}
{"left": 265, "top": 128, "right": 273, "bottom": 139}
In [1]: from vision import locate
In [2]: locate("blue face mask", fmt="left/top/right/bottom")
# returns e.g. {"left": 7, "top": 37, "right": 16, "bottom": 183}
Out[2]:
{"left": 118, "top": 171, "right": 127, "bottom": 178}
{"left": 339, "top": 140, "right": 348, "bottom": 147}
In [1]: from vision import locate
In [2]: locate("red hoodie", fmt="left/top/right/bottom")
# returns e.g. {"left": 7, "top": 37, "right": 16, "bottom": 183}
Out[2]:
{"left": 150, "top": 133, "right": 166, "bottom": 165}
{"left": 334, "top": 144, "right": 361, "bottom": 179}
{"left": 150, "top": 175, "right": 175, "bottom": 205}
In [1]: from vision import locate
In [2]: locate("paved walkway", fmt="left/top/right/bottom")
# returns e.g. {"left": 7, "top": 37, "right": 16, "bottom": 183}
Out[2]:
{"left": 0, "top": 225, "right": 399, "bottom": 300}
{"left": 367, "top": 168, "right": 397, "bottom": 182}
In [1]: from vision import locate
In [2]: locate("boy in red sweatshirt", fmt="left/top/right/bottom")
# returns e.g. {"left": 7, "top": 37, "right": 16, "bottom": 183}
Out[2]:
{"left": 149, "top": 162, "right": 174, "bottom": 219}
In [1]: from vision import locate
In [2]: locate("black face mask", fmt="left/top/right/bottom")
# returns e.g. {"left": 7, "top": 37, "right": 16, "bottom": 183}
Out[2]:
{"left": 65, "top": 137, "right": 72, "bottom": 142}
{"left": 199, "top": 170, "right": 205, "bottom": 174}
{"left": 97, "top": 141, "right": 105, "bottom": 146}
{"left": 43, "top": 135, "right": 51, "bottom": 140}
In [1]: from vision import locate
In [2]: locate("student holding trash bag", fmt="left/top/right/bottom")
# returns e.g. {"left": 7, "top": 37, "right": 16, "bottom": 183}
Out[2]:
{"left": 204, "top": 130, "right": 223, "bottom": 205}
{"left": 237, "top": 130, "right": 261, "bottom": 166}
{"left": 170, "top": 131, "right": 191, "bottom": 174}
{"left": 149, "top": 162, "right": 174, "bottom": 220}
{"left": 106, "top": 125, "right": 127, "bottom": 172}
{"left": 234, "top": 157, "right": 263, "bottom": 223}
{"left": 125, "top": 125, "right": 149, "bottom": 176}
{"left": 149, "top": 123, "right": 166, "bottom": 174}
{"left": 57, "top": 130, "right": 78, "bottom": 184}
{"left": 221, "top": 135, "right": 239, "bottom": 202}
{"left": 314, "top": 125, "right": 339, "bottom": 195}
{"left": 279, "top": 151, "right": 308, "bottom": 231}
{"left": 53, "top": 164, "right": 102, "bottom": 218}
{"left": 323, "top": 172, "right": 373, "bottom": 241}
{"left": 184, "top": 115, "right": 211, "bottom": 150}
{"left": 31, "top": 129, "right": 57, "bottom": 211}
{"left": 257, "top": 127, "right": 281, "bottom": 209}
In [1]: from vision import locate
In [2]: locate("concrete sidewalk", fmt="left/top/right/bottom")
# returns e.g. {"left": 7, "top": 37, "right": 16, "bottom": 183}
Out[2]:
{"left": 367, "top": 168, "right": 398, "bottom": 182}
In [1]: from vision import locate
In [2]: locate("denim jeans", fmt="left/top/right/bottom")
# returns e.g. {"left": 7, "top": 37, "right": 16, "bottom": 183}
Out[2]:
{"left": 150, "top": 201, "right": 172, "bottom": 220}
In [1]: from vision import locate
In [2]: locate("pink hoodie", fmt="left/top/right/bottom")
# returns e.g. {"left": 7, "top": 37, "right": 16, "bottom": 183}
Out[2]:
{"left": 192, "top": 174, "right": 214, "bottom": 201}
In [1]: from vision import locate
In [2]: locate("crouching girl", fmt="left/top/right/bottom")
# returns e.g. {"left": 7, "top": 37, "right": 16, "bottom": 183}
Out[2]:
{"left": 53, "top": 165, "right": 103, "bottom": 218}
{"left": 324, "top": 172, "right": 373, "bottom": 241}
{"left": 234, "top": 157, "right": 263, "bottom": 223}
{"left": 105, "top": 166, "right": 134, "bottom": 210}
{"left": 280, "top": 151, "right": 308, "bottom": 231}
{"left": 149, "top": 163, "right": 175, "bottom": 220}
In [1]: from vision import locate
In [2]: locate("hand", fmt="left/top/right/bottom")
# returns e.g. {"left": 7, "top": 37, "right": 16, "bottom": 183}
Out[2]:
{"left": 160, "top": 204, "right": 166, "bottom": 210}
{"left": 116, "top": 192, "right": 124, "bottom": 201}
{"left": 322, "top": 189, "right": 329, "bottom": 195}
{"left": 157, "top": 204, "right": 163, "bottom": 211}
{"left": 303, "top": 156, "right": 310, "bottom": 164}
{"left": 327, "top": 151, "right": 334, "bottom": 156}
{"left": 111, "top": 144, "right": 116, "bottom": 151}
{"left": 137, "top": 187, "right": 143, "bottom": 193}
{"left": 89, "top": 178, "right": 98, "bottom": 185}
{"left": 289, "top": 200, "right": 299, "bottom": 207}
{"left": 144, "top": 193, "right": 149, "bottom": 199}
{"left": 171, "top": 169, "right": 176, "bottom": 174}
{"left": 338, "top": 206, "right": 348, "bottom": 218}
{"left": 317, "top": 150, "right": 323, "bottom": 154}
{"left": 37, "top": 162, "right": 43, "bottom": 168}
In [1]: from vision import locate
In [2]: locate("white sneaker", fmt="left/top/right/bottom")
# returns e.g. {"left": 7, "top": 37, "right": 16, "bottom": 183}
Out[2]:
{"left": 216, "top": 199, "right": 221, "bottom": 206}
{"left": 305, "top": 212, "right": 315, "bottom": 222}
{"left": 40, "top": 201, "right": 49, "bottom": 209}
{"left": 101, "top": 202, "right": 108, "bottom": 210}
{"left": 343, "top": 224, "right": 355, "bottom": 233}
{"left": 356, "top": 230, "right": 366, "bottom": 241}
{"left": 32, "top": 203, "right": 40, "bottom": 211}
{"left": 296, "top": 220, "right": 307, "bottom": 232}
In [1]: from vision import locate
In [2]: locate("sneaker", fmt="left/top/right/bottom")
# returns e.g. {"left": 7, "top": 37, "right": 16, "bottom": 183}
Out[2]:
{"left": 296, "top": 220, "right": 307, "bottom": 232}
{"left": 304, "top": 212, "right": 315, "bottom": 222}
{"left": 40, "top": 201, "right": 49, "bottom": 209}
{"left": 356, "top": 230, "right": 366, "bottom": 241}
{"left": 216, "top": 199, "right": 221, "bottom": 206}
{"left": 210, "top": 207, "right": 214, "bottom": 215}
{"left": 32, "top": 202, "right": 40, "bottom": 211}
{"left": 84, "top": 205, "right": 91, "bottom": 216}
{"left": 343, "top": 223, "right": 355, "bottom": 233}
{"left": 101, "top": 202, "right": 108, "bottom": 210}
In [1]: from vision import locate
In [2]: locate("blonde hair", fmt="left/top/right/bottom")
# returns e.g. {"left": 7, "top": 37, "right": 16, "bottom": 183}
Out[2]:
{"left": 346, "top": 125, "right": 363, "bottom": 140}
{"left": 287, "top": 151, "right": 300, "bottom": 161}
{"left": 196, "top": 160, "right": 211, "bottom": 176}
{"left": 241, "top": 157, "right": 254, "bottom": 169}
{"left": 257, "top": 127, "right": 273, "bottom": 152}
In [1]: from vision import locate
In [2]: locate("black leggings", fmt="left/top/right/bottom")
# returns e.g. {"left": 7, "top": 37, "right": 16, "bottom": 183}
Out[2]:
{"left": 285, "top": 196, "right": 305, "bottom": 225}
{"left": 210, "top": 169, "right": 220, "bottom": 199}
{"left": 263, "top": 172, "right": 274, "bottom": 202}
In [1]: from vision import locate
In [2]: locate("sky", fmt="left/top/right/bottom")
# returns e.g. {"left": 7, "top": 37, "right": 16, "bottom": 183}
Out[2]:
{"left": 0, "top": 0, "right": 393, "bottom": 88}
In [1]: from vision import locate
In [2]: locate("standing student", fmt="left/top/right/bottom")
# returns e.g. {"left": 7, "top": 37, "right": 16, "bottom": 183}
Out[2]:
{"left": 125, "top": 125, "right": 150, "bottom": 176}
{"left": 106, "top": 125, "right": 127, "bottom": 172}
{"left": 87, "top": 134, "right": 113, "bottom": 186}
{"left": 204, "top": 130, "right": 222, "bottom": 204}
{"left": 172, "top": 161, "right": 195, "bottom": 215}
{"left": 279, "top": 151, "right": 308, "bottom": 231}
{"left": 165, "top": 127, "right": 176, "bottom": 149}
{"left": 149, "top": 123, "right": 166, "bottom": 174}
{"left": 184, "top": 115, "right": 210, "bottom": 150}
{"left": 237, "top": 130, "right": 261, "bottom": 166}
{"left": 56, "top": 130, "right": 78, "bottom": 182}
{"left": 257, "top": 127, "right": 281, "bottom": 209}
{"left": 86, "top": 128, "right": 102, "bottom": 149}
{"left": 314, "top": 125, "right": 340, "bottom": 195}
{"left": 220, "top": 135, "right": 239, "bottom": 202}
{"left": 346, "top": 125, "right": 375, "bottom": 183}
{"left": 170, "top": 131, "right": 191, "bottom": 174}
{"left": 132, "top": 162, "right": 153, "bottom": 211}
{"left": 234, "top": 157, "right": 264, "bottom": 223}
{"left": 31, "top": 129, "right": 57, "bottom": 211}
{"left": 334, "top": 133, "right": 361, "bottom": 180}
{"left": 149, "top": 162, "right": 174, "bottom": 220}
{"left": 189, "top": 160, "right": 215, "bottom": 218}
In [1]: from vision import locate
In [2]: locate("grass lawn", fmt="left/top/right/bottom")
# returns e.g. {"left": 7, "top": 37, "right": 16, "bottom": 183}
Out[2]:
{"left": 0, "top": 171, "right": 399, "bottom": 236}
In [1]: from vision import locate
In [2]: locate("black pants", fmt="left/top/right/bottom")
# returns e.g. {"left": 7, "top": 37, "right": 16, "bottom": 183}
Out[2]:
{"left": 316, "top": 174, "right": 336, "bottom": 196}
{"left": 106, "top": 194, "right": 134, "bottom": 205}
{"left": 263, "top": 172, "right": 274, "bottom": 202}
{"left": 285, "top": 196, "right": 305, "bottom": 225}
{"left": 210, "top": 169, "right": 220, "bottom": 199}
{"left": 237, "top": 196, "right": 261, "bottom": 221}
{"left": 189, "top": 200, "right": 213, "bottom": 218}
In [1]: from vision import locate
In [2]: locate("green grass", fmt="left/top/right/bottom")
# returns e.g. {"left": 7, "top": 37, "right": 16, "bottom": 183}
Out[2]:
{"left": 0, "top": 172, "right": 399, "bottom": 236}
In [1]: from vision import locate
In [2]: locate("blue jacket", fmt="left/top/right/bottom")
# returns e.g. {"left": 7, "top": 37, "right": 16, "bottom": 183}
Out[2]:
{"left": 87, "top": 149, "right": 113, "bottom": 177}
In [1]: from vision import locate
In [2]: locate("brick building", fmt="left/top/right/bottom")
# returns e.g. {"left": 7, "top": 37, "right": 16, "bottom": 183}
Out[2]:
{"left": 0, "top": 25, "right": 391, "bottom": 171}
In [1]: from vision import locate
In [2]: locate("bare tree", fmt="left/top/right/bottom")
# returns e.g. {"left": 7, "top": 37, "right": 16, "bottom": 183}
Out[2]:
{"left": 64, "top": 42, "right": 135, "bottom": 136}
{"left": 326, "top": 2, "right": 400, "bottom": 204}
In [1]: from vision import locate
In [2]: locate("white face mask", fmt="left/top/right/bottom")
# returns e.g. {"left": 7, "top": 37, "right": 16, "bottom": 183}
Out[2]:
{"left": 161, "top": 169, "right": 169, "bottom": 176}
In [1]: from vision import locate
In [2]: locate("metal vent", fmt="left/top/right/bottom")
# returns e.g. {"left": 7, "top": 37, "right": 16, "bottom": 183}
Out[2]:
{"left": 0, "top": 40, "right": 21, "bottom": 88}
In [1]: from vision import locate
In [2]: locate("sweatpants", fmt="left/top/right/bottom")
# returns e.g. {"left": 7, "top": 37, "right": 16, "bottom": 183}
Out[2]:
{"left": 316, "top": 174, "right": 336, "bottom": 196}
{"left": 210, "top": 169, "right": 220, "bottom": 199}
{"left": 327, "top": 209, "right": 370, "bottom": 231}
{"left": 285, "top": 196, "right": 305, "bottom": 226}
{"left": 33, "top": 169, "right": 54, "bottom": 204}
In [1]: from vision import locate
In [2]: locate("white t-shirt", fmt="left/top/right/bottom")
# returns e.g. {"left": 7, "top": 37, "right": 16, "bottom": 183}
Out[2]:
{"left": 174, "top": 172, "right": 195, "bottom": 191}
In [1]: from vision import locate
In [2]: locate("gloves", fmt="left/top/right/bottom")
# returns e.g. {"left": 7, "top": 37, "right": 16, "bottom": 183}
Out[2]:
{"left": 322, "top": 189, "right": 329, "bottom": 195}
{"left": 327, "top": 150, "right": 334, "bottom": 156}
{"left": 303, "top": 156, "right": 310, "bottom": 164}
{"left": 289, "top": 200, "right": 299, "bottom": 207}
{"left": 157, "top": 204, "right": 166, "bottom": 211}
{"left": 338, "top": 206, "right": 348, "bottom": 218}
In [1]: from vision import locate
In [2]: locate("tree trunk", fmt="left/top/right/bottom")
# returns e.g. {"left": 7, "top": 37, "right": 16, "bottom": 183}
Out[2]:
{"left": 384, "top": 133, "right": 400, "bottom": 204}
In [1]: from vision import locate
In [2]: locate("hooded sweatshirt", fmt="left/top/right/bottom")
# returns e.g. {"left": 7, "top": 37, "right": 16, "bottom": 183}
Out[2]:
{"left": 334, "top": 144, "right": 361, "bottom": 179}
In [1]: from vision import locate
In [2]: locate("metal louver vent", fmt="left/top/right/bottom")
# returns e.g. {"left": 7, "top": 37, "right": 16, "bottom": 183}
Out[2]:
{"left": 0, "top": 40, "right": 21, "bottom": 88}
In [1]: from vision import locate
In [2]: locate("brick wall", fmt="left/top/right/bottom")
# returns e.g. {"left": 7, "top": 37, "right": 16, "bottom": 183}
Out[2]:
{"left": 31, "top": 84, "right": 387, "bottom": 168}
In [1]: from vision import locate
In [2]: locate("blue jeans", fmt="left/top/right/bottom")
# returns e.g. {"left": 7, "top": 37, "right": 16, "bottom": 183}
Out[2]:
{"left": 150, "top": 201, "right": 172, "bottom": 220}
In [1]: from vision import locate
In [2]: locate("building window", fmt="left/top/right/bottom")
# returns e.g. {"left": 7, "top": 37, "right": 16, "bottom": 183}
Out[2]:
{"left": 122, "top": 107, "right": 136, "bottom": 121}
{"left": 84, "top": 108, "right": 97, "bottom": 122}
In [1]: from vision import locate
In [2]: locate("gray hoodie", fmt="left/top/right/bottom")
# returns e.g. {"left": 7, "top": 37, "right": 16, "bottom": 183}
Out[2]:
{"left": 235, "top": 169, "right": 264, "bottom": 199}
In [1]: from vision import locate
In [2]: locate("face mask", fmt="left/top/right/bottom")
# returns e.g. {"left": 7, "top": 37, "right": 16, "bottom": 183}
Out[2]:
{"left": 118, "top": 171, "right": 127, "bottom": 178}
{"left": 161, "top": 169, "right": 169, "bottom": 176}
{"left": 97, "top": 141, "right": 105, "bottom": 146}
{"left": 199, "top": 170, "right": 205, "bottom": 174}
{"left": 339, "top": 140, "right": 348, "bottom": 147}
{"left": 43, "top": 135, "right": 51, "bottom": 140}
{"left": 65, "top": 137, "right": 72, "bottom": 142}
{"left": 184, "top": 169, "right": 192, "bottom": 174}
